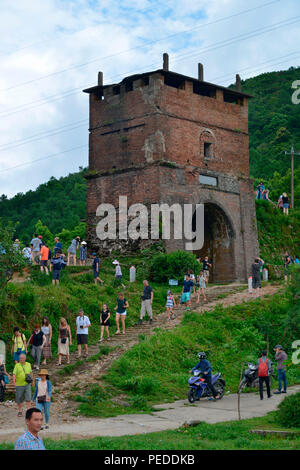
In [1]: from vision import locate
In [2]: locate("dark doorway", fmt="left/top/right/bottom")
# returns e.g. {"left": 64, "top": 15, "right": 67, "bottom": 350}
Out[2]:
{"left": 192, "top": 203, "right": 235, "bottom": 283}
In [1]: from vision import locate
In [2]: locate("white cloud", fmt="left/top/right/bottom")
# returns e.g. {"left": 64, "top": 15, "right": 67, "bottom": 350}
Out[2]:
{"left": 0, "top": 0, "right": 299, "bottom": 197}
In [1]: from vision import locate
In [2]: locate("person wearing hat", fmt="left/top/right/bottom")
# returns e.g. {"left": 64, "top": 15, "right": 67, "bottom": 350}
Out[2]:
{"left": 33, "top": 369, "right": 52, "bottom": 430}
{"left": 13, "top": 239, "right": 21, "bottom": 252}
{"left": 92, "top": 253, "right": 104, "bottom": 285}
{"left": 273, "top": 344, "right": 288, "bottom": 394}
{"left": 113, "top": 260, "right": 126, "bottom": 288}
{"left": 79, "top": 241, "right": 87, "bottom": 266}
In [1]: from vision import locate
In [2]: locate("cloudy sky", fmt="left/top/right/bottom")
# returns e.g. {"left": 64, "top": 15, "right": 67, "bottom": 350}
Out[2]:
{"left": 0, "top": 0, "right": 299, "bottom": 198}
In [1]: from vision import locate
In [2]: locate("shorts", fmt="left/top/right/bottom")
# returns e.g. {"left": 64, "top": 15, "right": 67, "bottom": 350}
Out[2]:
{"left": 116, "top": 311, "right": 127, "bottom": 316}
{"left": 93, "top": 271, "right": 99, "bottom": 279}
{"left": 198, "top": 280, "right": 206, "bottom": 289}
{"left": 52, "top": 270, "right": 61, "bottom": 280}
{"left": 182, "top": 292, "right": 191, "bottom": 303}
{"left": 116, "top": 275, "right": 123, "bottom": 279}
{"left": 16, "top": 384, "right": 32, "bottom": 404}
{"left": 77, "top": 334, "right": 88, "bottom": 345}
{"left": 203, "top": 270, "right": 209, "bottom": 278}
{"left": 283, "top": 203, "right": 289, "bottom": 209}
{"left": 13, "top": 350, "right": 26, "bottom": 362}
{"left": 101, "top": 319, "right": 110, "bottom": 326}
{"left": 40, "top": 260, "right": 48, "bottom": 267}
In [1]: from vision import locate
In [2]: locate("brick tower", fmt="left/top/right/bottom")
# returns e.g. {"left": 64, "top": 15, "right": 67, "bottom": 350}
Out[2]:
{"left": 83, "top": 55, "right": 259, "bottom": 282}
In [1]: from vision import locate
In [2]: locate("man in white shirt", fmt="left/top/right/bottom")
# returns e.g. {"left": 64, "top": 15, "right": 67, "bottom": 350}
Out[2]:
{"left": 76, "top": 309, "right": 91, "bottom": 358}
{"left": 30, "top": 234, "right": 42, "bottom": 265}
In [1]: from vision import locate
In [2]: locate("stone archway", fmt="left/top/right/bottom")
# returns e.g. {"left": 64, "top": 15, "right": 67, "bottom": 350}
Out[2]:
{"left": 192, "top": 203, "right": 235, "bottom": 283}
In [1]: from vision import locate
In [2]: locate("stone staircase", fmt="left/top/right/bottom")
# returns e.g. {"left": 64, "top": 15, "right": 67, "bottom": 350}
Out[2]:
{"left": 39, "top": 283, "right": 246, "bottom": 388}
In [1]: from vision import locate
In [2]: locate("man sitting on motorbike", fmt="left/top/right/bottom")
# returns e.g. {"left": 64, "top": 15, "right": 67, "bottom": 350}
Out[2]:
{"left": 191, "top": 352, "right": 220, "bottom": 401}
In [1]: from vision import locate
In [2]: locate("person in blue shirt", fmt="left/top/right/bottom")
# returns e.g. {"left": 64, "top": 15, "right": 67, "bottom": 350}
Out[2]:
{"left": 191, "top": 352, "right": 220, "bottom": 401}
{"left": 92, "top": 253, "right": 104, "bottom": 285}
{"left": 53, "top": 237, "right": 63, "bottom": 256}
{"left": 295, "top": 255, "right": 300, "bottom": 265}
{"left": 14, "top": 408, "right": 45, "bottom": 450}
{"left": 181, "top": 274, "right": 195, "bottom": 310}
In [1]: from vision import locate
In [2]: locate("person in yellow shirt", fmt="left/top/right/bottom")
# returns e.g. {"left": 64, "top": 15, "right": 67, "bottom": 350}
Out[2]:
{"left": 11, "top": 327, "right": 27, "bottom": 363}
{"left": 13, "top": 354, "right": 33, "bottom": 417}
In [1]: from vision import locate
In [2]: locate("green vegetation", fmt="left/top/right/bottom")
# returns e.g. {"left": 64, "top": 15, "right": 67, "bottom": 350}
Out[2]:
{"left": 71, "top": 269, "right": 300, "bottom": 417}
{"left": 0, "top": 221, "right": 26, "bottom": 299}
{"left": 149, "top": 250, "right": 200, "bottom": 283}
{"left": 256, "top": 200, "right": 300, "bottom": 264}
{"left": 0, "top": 411, "right": 299, "bottom": 450}
{"left": 0, "top": 169, "right": 87, "bottom": 243}
{"left": 241, "top": 67, "right": 300, "bottom": 181}
{"left": 275, "top": 392, "right": 300, "bottom": 428}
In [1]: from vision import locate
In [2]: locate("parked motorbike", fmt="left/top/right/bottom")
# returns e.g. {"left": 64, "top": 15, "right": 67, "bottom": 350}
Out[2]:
{"left": 188, "top": 369, "right": 225, "bottom": 403}
{"left": 239, "top": 361, "right": 275, "bottom": 392}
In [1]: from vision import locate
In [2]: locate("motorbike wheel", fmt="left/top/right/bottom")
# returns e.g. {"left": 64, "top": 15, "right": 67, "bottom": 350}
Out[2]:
{"left": 215, "top": 380, "right": 225, "bottom": 399}
{"left": 188, "top": 388, "right": 196, "bottom": 403}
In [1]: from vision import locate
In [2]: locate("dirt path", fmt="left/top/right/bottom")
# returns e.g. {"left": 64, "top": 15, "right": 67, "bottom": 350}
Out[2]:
{"left": 0, "top": 283, "right": 281, "bottom": 436}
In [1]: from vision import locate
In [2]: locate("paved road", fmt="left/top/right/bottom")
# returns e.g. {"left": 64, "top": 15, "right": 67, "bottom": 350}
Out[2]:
{"left": 1, "top": 385, "right": 299, "bottom": 442}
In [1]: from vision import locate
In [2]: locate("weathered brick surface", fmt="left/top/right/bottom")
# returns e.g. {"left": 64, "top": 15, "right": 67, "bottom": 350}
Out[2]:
{"left": 84, "top": 70, "right": 258, "bottom": 281}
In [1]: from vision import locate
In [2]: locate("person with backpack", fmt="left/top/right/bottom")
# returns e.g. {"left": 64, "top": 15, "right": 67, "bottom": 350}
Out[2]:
{"left": 256, "top": 350, "right": 272, "bottom": 400}
{"left": 12, "top": 353, "right": 33, "bottom": 417}
{"left": 50, "top": 250, "right": 66, "bottom": 286}
{"left": 11, "top": 327, "right": 27, "bottom": 363}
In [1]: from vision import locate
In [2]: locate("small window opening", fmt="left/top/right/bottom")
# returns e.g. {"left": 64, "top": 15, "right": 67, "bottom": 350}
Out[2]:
{"left": 204, "top": 142, "right": 213, "bottom": 159}
{"left": 164, "top": 75, "right": 185, "bottom": 90}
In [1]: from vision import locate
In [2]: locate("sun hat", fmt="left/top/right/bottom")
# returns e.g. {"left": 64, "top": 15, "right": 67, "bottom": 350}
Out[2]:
{"left": 112, "top": 260, "right": 119, "bottom": 265}
{"left": 38, "top": 369, "right": 49, "bottom": 376}
{"left": 81, "top": 241, "right": 87, "bottom": 245}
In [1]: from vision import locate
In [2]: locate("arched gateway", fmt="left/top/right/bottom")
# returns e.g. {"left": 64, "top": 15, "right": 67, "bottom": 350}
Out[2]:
{"left": 83, "top": 56, "right": 259, "bottom": 282}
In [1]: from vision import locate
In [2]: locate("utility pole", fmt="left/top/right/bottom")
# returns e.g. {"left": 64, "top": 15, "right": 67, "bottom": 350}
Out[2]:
{"left": 285, "top": 145, "right": 300, "bottom": 209}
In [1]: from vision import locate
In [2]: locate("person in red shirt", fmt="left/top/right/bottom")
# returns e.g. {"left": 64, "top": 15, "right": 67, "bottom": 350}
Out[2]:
{"left": 40, "top": 245, "right": 49, "bottom": 275}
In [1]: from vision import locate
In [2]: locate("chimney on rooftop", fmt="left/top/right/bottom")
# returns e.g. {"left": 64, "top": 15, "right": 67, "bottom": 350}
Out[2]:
{"left": 235, "top": 74, "right": 241, "bottom": 92}
{"left": 163, "top": 53, "right": 169, "bottom": 71}
{"left": 98, "top": 71, "right": 103, "bottom": 86}
{"left": 198, "top": 63, "right": 204, "bottom": 81}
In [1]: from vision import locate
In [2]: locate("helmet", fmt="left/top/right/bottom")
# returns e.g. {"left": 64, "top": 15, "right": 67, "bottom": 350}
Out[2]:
{"left": 197, "top": 352, "right": 206, "bottom": 360}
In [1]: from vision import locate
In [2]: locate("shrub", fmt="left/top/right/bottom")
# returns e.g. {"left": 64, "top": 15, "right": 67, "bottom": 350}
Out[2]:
{"left": 17, "top": 289, "right": 36, "bottom": 317}
{"left": 149, "top": 250, "right": 200, "bottom": 283}
{"left": 275, "top": 392, "right": 300, "bottom": 428}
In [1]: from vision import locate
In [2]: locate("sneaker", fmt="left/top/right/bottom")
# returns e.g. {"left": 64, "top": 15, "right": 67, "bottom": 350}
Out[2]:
{"left": 137, "top": 319, "right": 143, "bottom": 325}
{"left": 149, "top": 319, "right": 153, "bottom": 324}
{"left": 98, "top": 338, "right": 103, "bottom": 342}
{"left": 273, "top": 390, "right": 281, "bottom": 394}
{"left": 282, "top": 391, "right": 287, "bottom": 393}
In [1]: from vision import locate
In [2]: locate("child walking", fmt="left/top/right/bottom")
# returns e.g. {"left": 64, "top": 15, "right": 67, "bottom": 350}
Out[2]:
{"left": 99, "top": 304, "right": 111, "bottom": 342}
{"left": 114, "top": 293, "right": 129, "bottom": 335}
{"left": 166, "top": 290, "right": 176, "bottom": 320}
{"left": 197, "top": 271, "right": 207, "bottom": 302}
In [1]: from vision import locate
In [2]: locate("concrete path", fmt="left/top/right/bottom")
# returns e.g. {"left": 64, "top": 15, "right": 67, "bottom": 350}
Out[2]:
{"left": 1, "top": 385, "right": 299, "bottom": 443}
